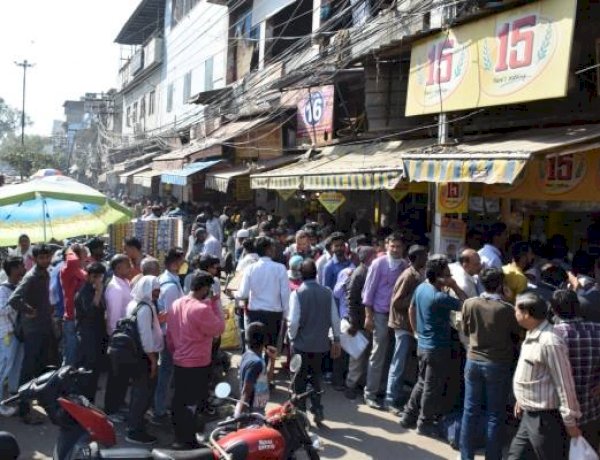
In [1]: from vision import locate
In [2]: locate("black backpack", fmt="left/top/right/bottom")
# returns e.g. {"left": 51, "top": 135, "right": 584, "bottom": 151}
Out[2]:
{"left": 107, "top": 302, "right": 153, "bottom": 367}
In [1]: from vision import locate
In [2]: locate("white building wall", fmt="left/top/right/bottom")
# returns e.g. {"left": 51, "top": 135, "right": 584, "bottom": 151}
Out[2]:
{"left": 121, "top": 68, "right": 162, "bottom": 140}
{"left": 158, "top": 0, "right": 229, "bottom": 133}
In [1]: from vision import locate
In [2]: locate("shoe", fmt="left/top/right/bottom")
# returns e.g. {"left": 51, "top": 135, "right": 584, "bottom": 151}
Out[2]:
{"left": 364, "top": 398, "right": 384, "bottom": 410}
{"left": 107, "top": 413, "right": 126, "bottom": 424}
{"left": 0, "top": 405, "right": 17, "bottom": 417}
{"left": 125, "top": 431, "right": 157, "bottom": 446}
{"left": 312, "top": 408, "right": 324, "bottom": 424}
{"left": 149, "top": 413, "right": 170, "bottom": 426}
{"left": 398, "top": 413, "right": 417, "bottom": 429}
{"left": 416, "top": 423, "right": 441, "bottom": 439}
{"left": 22, "top": 411, "right": 44, "bottom": 425}
{"left": 344, "top": 388, "right": 358, "bottom": 400}
{"left": 383, "top": 402, "right": 402, "bottom": 416}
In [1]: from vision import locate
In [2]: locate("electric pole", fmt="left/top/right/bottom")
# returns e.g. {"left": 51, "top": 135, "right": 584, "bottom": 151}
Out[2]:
{"left": 15, "top": 59, "right": 34, "bottom": 181}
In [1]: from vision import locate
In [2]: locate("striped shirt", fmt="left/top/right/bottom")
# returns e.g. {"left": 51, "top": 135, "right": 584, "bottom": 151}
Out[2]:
{"left": 513, "top": 320, "right": 581, "bottom": 427}
{"left": 0, "top": 284, "right": 17, "bottom": 338}
{"left": 553, "top": 318, "right": 600, "bottom": 425}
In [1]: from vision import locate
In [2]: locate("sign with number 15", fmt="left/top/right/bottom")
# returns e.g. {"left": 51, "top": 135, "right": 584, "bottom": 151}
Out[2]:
{"left": 406, "top": 0, "right": 577, "bottom": 116}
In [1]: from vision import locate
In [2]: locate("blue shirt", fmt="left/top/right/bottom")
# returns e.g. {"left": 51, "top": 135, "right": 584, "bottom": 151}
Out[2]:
{"left": 50, "top": 262, "right": 65, "bottom": 318}
{"left": 414, "top": 282, "right": 461, "bottom": 350}
{"left": 323, "top": 256, "right": 353, "bottom": 292}
{"left": 239, "top": 350, "right": 269, "bottom": 413}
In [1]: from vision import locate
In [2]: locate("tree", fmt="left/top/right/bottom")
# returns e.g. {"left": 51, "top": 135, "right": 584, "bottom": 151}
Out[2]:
{"left": 0, "top": 133, "right": 62, "bottom": 178}
{"left": 0, "top": 98, "right": 21, "bottom": 140}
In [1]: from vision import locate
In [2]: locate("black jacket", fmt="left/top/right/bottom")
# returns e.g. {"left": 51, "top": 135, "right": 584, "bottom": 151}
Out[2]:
{"left": 346, "top": 263, "right": 368, "bottom": 330}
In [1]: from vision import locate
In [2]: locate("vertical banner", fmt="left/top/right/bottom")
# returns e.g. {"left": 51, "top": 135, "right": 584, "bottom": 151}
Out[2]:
{"left": 437, "top": 182, "right": 469, "bottom": 214}
{"left": 277, "top": 189, "right": 295, "bottom": 201}
{"left": 318, "top": 191, "right": 346, "bottom": 214}
{"left": 440, "top": 217, "right": 467, "bottom": 260}
{"left": 296, "top": 85, "right": 335, "bottom": 146}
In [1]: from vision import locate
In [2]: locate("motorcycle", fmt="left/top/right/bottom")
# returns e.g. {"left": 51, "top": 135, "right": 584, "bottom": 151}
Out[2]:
{"left": 1, "top": 355, "right": 320, "bottom": 460}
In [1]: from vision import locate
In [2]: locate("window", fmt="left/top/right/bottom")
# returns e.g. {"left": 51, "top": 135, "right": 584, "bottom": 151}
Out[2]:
{"left": 167, "top": 83, "right": 174, "bottom": 113}
{"left": 148, "top": 90, "right": 156, "bottom": 115}
{"left": 204, "top": 57, "right": 214, "bottom": 91}
{"left": 139, "top": 97, "right": 146, "bottom": 119}
{"left": 183, "top": 71, "right": 192, "bottom": 103}
{"left": 132, "top": 102, "right": 138, "bottom": 124}
{"left": 126, "top": 106, "right": 131, "bottom": 127}
{"left": 171, "top": 0, "right": 200, "bottom": 28}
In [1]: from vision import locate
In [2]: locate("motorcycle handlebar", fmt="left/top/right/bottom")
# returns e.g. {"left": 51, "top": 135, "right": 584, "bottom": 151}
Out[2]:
{"left": 217, "top": 413, "right": 265, "bottom": 427}
{"left": 0, "top": 393, "right": 20, "bottom": 406}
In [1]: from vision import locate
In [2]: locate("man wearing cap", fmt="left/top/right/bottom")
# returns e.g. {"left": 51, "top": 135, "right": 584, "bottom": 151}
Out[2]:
{"left": 385, "top": 245, "right": 427, "bottom": 413}
{"left": 235, "top": 229, "right": 250, "bottom": 264}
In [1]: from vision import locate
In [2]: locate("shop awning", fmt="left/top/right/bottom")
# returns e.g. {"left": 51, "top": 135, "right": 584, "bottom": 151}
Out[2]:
{"left": 160, "top": 160, "right": 224, "bottom": 186}
{"left": 119, "top": 165, "right": 151, "bottom": 185}
{"left": 250, "top": 140, "right": 433, "bottom": 190}
{"left": 133, "top": 169, "right": 162, "bottom": 188}
{"left": 206, "top": 155, "right": 300, "bottom": 193}
{"left": 403, "top": 124, "right": 600, "bottom": 184}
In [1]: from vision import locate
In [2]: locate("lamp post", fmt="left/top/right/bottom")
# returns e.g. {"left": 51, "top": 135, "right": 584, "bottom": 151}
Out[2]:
{"left": 15, "top": 59, "right": 34, "bottom": 181}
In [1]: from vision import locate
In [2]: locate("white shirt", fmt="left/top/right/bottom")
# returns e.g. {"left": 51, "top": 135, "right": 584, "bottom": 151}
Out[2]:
{"left": 237, "top": 257, "right": 290, "bottom": 315}
{"left": 104, "top": 275, "right": 132, "bottom": 335}
{"left": 478, "top": 244, "right": 503, "bottom": 270}
{"left": 316, "top": 251, "right": 331, "bottom": 285}
{"left": 236, "top": 253, "right": 259, "bottom": 273}
{"left": 126, "top": 301, "right": 163, "bottom": 354}
{"left": 449, "top": 262, "right": 480, "bottom": 299}
{"left": 202, "top": 234, "right": 222, "bottom": 260}
{"left": 206, "top": 217, "right": 223, "bottom": 243}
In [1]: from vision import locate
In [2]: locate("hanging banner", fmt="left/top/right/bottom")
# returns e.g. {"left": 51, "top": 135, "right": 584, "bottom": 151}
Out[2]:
{"left": 405, "top": 0, "right": 577, "bottom": 116}
{"left": 234, "top": 177, "right": 252, "bottom": 201}
{"left": 437, "top": 182, "right": 469, "bottom": 214}
{"left": 388, "top": 183, "right": 410, "bottom": 202}
{"left": 277, "top": 189, "right": 295, "bottom": 201}
{"left": 318, "top": 191, "right": 346, "bottom": 214}
{"left": 440, "top": 217, "right": 467, "bottom": 260}
{"left": 295, "top": 85, "right": 335, "bottom": 146}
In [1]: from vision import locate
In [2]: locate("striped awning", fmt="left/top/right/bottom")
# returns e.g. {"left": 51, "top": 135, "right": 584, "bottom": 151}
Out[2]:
{"left": 404, "top": 157, "right": 528, "bottom": 184}
{"left": 119, "top": 165, "right": 151, "bottom": 185}
{"left": 251, "top": 140, "right": 433, "bottom": 190}
{"left": 161, "top": 160, "right": 223, "bottom": 186}
{"left": 133, "top": 169, "right": 162, "bottom": 188}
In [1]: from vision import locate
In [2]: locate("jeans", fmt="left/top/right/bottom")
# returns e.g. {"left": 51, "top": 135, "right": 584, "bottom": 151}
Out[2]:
{"left": 154, "top": 342, "right": 173, "bottom": 417}
{"left": 0, "top": 333, "right": 19, "bottom": 400}
{"left": 385, "top": 331, "right": 415, "bottom": 406}
{"left": 460, "top": 360, "right": 511, "bottom": 460}
{"left": 364, "top": 312, "right": 391, "bottom": 400}
{"left": 403, "top": 347, "right": 450, "bottom": 426}
{"left": 292, "top": 350, "right": 326, "bottom": 415}
{"left": 172, "top": 365, "right": 210, "bottom": 445}
{"left": 62, "top": 319, "right": 78, "bottom": 366}
{"left": 507, "top": 410, "right": 569, "bottom": 460}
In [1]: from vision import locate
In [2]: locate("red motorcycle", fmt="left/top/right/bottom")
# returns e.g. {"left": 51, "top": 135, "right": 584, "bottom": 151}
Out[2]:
{"left": 2, "top": 356, "right": 321, "bottom": 460}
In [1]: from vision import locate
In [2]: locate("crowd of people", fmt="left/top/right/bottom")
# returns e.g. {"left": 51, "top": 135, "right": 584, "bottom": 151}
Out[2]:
{"left": 0, "top": 206, "right": 598, "bottom": 459}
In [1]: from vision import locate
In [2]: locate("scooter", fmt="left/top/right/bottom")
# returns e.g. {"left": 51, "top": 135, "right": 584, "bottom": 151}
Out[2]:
{"left": 2, "top": 355, "right": 320, "bottom": 460}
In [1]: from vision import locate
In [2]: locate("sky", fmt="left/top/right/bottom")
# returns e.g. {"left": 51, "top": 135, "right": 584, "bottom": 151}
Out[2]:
{"left": 0, "top": 0, "right": 141, "bottom": 136}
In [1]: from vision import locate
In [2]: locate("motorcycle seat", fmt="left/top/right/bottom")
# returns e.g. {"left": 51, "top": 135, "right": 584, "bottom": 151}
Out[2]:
{"left": 152, "top": 447, "right": 215, "bottom": 460}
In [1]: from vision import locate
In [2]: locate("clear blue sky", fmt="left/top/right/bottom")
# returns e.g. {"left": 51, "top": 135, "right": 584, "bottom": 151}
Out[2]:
{"left": 0, "top": 0, "right": 140, "bottom": 136}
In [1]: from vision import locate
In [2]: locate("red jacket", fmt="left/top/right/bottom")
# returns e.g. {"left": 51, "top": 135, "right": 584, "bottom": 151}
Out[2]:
{"left": 60, "top": 250, "right": 87, "bottom": 321}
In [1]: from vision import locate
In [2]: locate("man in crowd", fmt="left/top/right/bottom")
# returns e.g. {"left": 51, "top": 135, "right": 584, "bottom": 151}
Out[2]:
{"left": 152, "top": 248, "right": 186, "bottom": 426}
{"left": 204, "top": 206, "right": 224, "bottom": 243}
{"left": 238, "top": 237, "right": 290, "bottom": 385}
{"left": 550, "top": 290, "right": 600, "bottom": 454}
{"left": 460, "top": 268, "right": 522, "bottom": 460}
{"left": 508, "top": 293, "right": 582, "bottom": 459}
{"left": 75, "top": 262, "right": 107, "bottom": 402}
{"left": 0, "top": 257, "right": 25, "bottom": 417}
{"left": 124, "top": 276, "right": 163, "bottom": 445}
{"left": 60, "top": 244, "right": 87, "bottom": 366}
{"left": 285, "top": 230, "right": 314, "bottom": 261}
{"left": 400, "top": 256, "right": 467, "bottom": 436}
{"left": 344, "top": 246, "right": 377, "bottom": 400}
{"left": 9, "top": 244, "right": 54, "bottom": 424}
{"left": 478, "top": 223, "right": 507, "bottom": 270}
{"left": 503, "top": 241, "right": 534, "bottom": 304}
{"left": 449, "top": 248, "right": 482, "bottom": 299}
{"left": 288, "top": 259, "right": 341, "bottom": 424}
{"left": 386, "top": 245, "right": 427, "bottom": 414}
{"left": 124, "top": 237, "right": 145, "bottom": 281}
{"left": 186, "top": 227, "right": 207, "bottom": 264}
{"left": 167, "top": 270, "right": 225, "bottom": 449}
{"left": 9, "top": 234, "right": 34, "bottom": 271}
{"left": 87, "top": 238, "right": 106, "bottom": 265}
{"left": 103, "top": 254, "right": 132, "bottom": 421}
{"left": 362, "top": 232, "right": 408, "bottom": 409}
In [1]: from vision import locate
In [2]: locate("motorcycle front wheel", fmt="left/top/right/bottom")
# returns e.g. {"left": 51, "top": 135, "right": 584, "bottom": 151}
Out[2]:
{"left": 290, "top": 446, "right": 320, "bottom": 460}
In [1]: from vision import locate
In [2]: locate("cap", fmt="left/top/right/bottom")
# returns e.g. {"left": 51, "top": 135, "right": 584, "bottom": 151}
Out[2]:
{"left": 237, "top": 229, "right": 250, "bottom": 238}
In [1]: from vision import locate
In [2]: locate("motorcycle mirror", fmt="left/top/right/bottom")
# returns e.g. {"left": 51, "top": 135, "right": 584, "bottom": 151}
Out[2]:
{"left": 215, "top": 382, "right": 232, "bottom": 399}
{"left": 290, "top": 354, "right": 302, "bottom": 374}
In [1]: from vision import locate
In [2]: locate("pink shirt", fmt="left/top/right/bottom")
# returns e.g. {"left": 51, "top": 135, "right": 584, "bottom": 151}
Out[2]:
{"left": 166, "top": 296, "right": 225, "bottom": 368}
{"left": 104, "top": 275, "right": 131, "bottom": 335}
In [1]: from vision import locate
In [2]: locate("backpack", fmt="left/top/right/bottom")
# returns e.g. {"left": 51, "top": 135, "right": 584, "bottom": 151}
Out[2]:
{"left": 107, "top": 302, "right": 153, "bottom": 367}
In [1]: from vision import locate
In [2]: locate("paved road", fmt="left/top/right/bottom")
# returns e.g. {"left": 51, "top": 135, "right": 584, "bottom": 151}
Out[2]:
{"left": 2, "top": 360, "right": 470, "bottom": 459}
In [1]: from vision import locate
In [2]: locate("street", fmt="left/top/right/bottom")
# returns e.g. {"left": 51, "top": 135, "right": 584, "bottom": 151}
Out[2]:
{"left": 1, "top": 361, "right": 467, "bottom": 460}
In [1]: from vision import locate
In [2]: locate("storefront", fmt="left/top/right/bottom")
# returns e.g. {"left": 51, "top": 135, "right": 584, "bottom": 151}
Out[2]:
{"left": 160, "top": 160, "right": 225, "bottom": 203}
